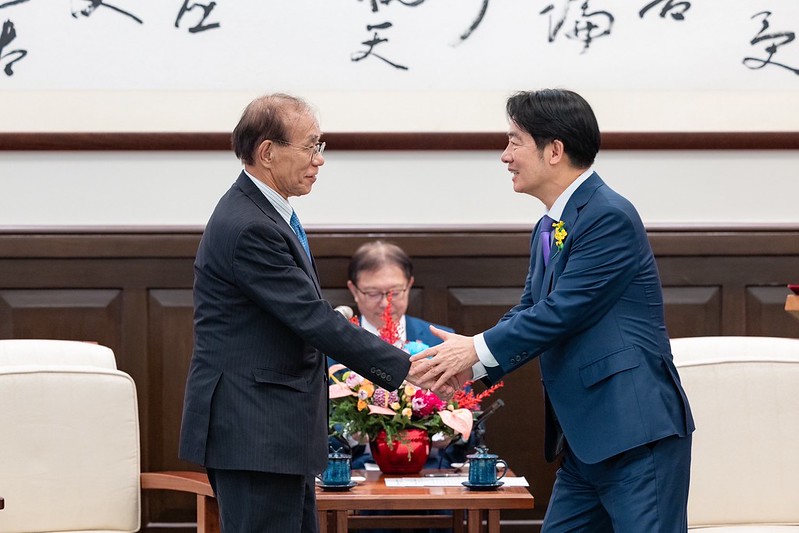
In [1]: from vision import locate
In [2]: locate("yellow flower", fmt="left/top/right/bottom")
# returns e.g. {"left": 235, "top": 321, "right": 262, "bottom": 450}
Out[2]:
{"left": 401, "top": 407, "right": 412, "bottom": 418}
{"left": 360, "top": 381, "right": 375, "bottom": 398}
{"left": 553, "top": 220, "right": 567, "bottom": 250}
{"left": 357, "top": 399, "right": 368, "bottom": 411}
{"left": 404, "top": 383, "right": 418, "bottom": 396}
{"left": 390, "top": 402, "right": 401, "bottom": 411}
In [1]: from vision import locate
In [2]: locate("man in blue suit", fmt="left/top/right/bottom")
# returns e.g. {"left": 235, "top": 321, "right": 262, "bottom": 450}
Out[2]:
{"left": 410, "top": 89, "right": 695, "bottom": 532}
{"left": 179, "top": 94, "right": 415, "bottom": 533}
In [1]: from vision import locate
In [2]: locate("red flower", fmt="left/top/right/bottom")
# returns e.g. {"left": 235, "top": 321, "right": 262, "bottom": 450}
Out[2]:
{"left": 377, "top": 292, "right": 400, "bottom": 346}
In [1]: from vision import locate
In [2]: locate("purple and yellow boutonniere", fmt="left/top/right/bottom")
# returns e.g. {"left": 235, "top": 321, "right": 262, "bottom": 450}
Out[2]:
{"left": 553, "top": 220, "right": 567, "bottom": 251}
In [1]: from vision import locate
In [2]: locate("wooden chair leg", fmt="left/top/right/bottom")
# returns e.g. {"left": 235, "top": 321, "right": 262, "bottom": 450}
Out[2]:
{"left": 197, "top": 494, "right": 220, "bottom": 533}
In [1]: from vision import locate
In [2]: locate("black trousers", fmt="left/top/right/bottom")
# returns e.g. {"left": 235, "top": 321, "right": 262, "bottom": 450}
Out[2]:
{"left": 207, "top": 467, "right": 318, "bottom": 533}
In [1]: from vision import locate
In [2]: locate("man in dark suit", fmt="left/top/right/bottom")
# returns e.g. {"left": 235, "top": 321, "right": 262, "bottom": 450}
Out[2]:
{"left": 179, "top": 93, "right": 416, "bottom": 533}
{"left": 410, "top": 89, "right": 695, "bottom": 532}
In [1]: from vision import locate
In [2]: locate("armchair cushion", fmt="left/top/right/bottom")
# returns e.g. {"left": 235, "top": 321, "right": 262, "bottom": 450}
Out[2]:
{"left": 670, "top": 336, "right": 799, "bottom": 530}
{"left": 0, "top": 343, "right": 140, "bottom": 532}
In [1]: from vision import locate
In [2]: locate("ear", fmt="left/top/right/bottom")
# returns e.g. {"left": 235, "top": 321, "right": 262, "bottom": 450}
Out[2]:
{"left": 407, "top": 276, "right": 415, "bottom": 289}
{"left": 549, "top": 139, "right": 565, "bottom": 165}
{"left": 256, "top": 139, "right": 274, "bottom": 166}
{"left": 346, "top": 280, "right": 359, "bottom": 301}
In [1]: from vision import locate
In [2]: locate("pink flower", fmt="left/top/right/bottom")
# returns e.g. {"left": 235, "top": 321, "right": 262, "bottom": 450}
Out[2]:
{"left": 411, "top": 389, "right": 445, "bottom": 417}
{"left": 372, "top": 388, "right": 389, "bottom": 408}
{"left": 345, "top": 372, "right": 363, "bottom": 388}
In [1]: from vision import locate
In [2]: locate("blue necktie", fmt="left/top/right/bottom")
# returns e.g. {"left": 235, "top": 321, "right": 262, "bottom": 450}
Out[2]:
{"left": 539, "top": 215, "right": 556, "bottom": 266}
{"left": 289, "top": 211, "right": 311, "bottom": 259}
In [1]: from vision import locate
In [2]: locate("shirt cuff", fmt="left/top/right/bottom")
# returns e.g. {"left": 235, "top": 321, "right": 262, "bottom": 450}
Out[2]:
{"left": 474, "top": 332, "right": 500, "bottom": 373}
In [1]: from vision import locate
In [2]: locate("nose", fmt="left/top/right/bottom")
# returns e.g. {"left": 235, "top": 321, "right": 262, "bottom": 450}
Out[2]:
{"left": 500, "top": 147, "right": 512, "bottom": 163}
{"left": 312, "top": 152, "right": 325, "bottom": 166}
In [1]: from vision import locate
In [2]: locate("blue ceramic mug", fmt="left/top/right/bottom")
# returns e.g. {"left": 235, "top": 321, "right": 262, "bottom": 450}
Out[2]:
{"left": 467, "top": 446, "right": 507, "bottom": 485}
{"left": 320, "top": 451, "right": 351, "bottom": 485}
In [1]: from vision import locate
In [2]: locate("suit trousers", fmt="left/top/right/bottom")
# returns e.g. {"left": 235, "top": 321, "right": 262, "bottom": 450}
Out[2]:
{"left": 207, "top": 467, "right": 318, "bottom": 533}
{"left": 542, "top": 434, "right": 692, "bottom": 533}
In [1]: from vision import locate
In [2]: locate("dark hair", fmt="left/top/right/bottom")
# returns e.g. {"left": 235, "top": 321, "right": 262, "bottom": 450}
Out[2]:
{"left": 505, "top": 89, "right": 600, "bottom": 168}
{"left": 348, "top": 241, "right": 413, "bottom": 285}
{"left": 231, "top": 93, "right": 313, "bottom": 165}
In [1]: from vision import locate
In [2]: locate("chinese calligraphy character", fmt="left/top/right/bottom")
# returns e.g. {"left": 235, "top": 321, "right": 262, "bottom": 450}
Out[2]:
{"left": 743, "top": 11, "right": 799, "bottom": 76}
{"left": 358, "top": 0, "right": 425, "bottom": 13}
{"left": 0, "top": 0, "right": 31, "bottom": 9}
{"left": 0, "top": 19, "right": 26, "bottom": 76}
{"left": 639, "top": 0, "right": 690, "bottom": 21}
{"left": 540, "top": 0, "right": 614, "bottom": 53}
{"left": 175, "top": 1, "right": 220, "bottom": 33}
{"left": 351, "top": 21, "right": 408, "bottom": 70}
{"left": 70, "top": 0, "right": 143, "bottom": 25}
{"left": 456, "top": 0, "right": 489, "bottom": 44}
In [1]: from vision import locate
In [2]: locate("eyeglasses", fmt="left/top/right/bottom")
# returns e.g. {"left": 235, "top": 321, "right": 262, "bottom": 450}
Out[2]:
{"left": 354, "top": 285, "right": 409, "bottom": 302}
{"left": 275, "top": 140, "right": 325, "bottom": 161}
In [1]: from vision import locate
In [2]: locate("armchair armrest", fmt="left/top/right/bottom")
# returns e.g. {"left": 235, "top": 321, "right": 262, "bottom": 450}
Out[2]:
{"left": 141, "top": 471, "right": 219, "bottom": 533}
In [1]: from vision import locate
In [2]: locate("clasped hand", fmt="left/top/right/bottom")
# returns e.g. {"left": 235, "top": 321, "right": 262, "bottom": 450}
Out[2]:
{"left": 406, "top": 325, "right": 478, "bottom": 400}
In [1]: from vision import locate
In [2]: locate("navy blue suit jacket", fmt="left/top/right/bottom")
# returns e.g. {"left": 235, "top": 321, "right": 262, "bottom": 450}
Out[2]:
{"left": 179, "top": 172, "right": 411, "bottom": 477}
{"left": 483, "top": 173, "right": 694, "bottom": 464}
{"left": 405, "top": 316, "right": 454, "bottom": 347}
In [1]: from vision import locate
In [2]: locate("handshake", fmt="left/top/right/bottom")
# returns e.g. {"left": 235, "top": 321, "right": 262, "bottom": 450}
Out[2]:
{"left": 406, "top": 325, "right": 479, "bottom": 400}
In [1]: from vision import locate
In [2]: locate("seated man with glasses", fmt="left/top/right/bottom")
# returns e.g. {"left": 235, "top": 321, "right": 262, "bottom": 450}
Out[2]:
{"left": 330, "top": 240, "right": 471, "bottom": 470}
{"left": 347, "top": 240, "right": 449, "bottom": 351}
{"left": 330, "top": 240, "right": 468, "bottom": 533}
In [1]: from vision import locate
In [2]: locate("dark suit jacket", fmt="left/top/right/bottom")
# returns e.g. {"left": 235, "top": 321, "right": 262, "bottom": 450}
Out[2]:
{"left": 483, "top": 172, "right": 694, "bottom": 464}
{"left": 179, "top": 172, "right": 411, "bottom": 477}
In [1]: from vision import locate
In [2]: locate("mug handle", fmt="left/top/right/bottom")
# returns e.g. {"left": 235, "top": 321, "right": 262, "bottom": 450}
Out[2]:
{"left": 495, "top": 460, "right": 508, "bottom": 481}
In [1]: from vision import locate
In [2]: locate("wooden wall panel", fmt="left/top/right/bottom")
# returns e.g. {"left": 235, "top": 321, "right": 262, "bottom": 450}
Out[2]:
{"left": 663, "top": 287, "right": 722, "bottom": 338}
{"left": 0, "top": 289, "right": 122, "bottom": 347}
{"left": 1, "top": 226, "right": 798, "bottom": 531}
{"left": 746, "top": 286, "right": 799, "bottom": 337}
{"left": 146, "top": 289, "right": 197, "bottom": 522}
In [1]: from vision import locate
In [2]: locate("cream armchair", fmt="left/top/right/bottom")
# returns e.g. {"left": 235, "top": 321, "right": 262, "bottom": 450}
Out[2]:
{"left": 670, "top": 336, "right": 799, "bottom": 531}
{"left": 0, "top": 339, "right": 218, "bottom": 533}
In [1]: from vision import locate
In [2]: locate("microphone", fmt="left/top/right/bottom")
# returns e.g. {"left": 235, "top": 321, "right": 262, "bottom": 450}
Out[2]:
{"left": 475, "top": 399, "right": 504, "bottom": 427}
{"left": 473, "top": 399, "right": 505, "bottom": 448}
{"left": 334, "top": 305, "right": 354, "bottom": 320}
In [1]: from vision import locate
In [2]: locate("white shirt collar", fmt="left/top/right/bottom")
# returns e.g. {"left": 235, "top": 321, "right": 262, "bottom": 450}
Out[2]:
{"left": 244, "top": 169, "right": 293, "bottom": 225}
{"left": 547, "top": 168, "right": 594, "bottom": 221}
{"left": 361, "top": 315, "right": 407, "bottom": 345}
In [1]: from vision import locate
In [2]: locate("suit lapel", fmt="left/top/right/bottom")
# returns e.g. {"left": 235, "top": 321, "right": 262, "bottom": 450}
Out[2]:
{"left": 541, "top": 172, "right": 604, "bottom": 295}
{"left": 235, "top": 173, "right": 322, "bottom": 293}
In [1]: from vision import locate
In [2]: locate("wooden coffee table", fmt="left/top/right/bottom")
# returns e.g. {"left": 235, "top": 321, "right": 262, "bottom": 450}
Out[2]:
{"left": 316, "top": 469, "right": 534, "bottom": 533}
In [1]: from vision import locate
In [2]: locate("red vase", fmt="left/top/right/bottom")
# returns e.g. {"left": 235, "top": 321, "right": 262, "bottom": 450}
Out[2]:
{"left": 370, "top": 428, "right": 430, "bottom": 474}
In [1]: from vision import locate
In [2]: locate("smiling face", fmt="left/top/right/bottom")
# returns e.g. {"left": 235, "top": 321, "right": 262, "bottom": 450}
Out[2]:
{"left": 500, "top": 121, "right": 550, "bottom": 197}
{"left": 261, "top": 111, "right": 324, "bottom": 199}
{"left": 500, "top": 120, "right": 568, "bottom": 208}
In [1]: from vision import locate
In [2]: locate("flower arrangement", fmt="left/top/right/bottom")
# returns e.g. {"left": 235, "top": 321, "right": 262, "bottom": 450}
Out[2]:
{"left": 553, "top": 220, "right": 567, "bottom": 250}
{"left": 328, "top": 294, "right": 504, "bottom": 448}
